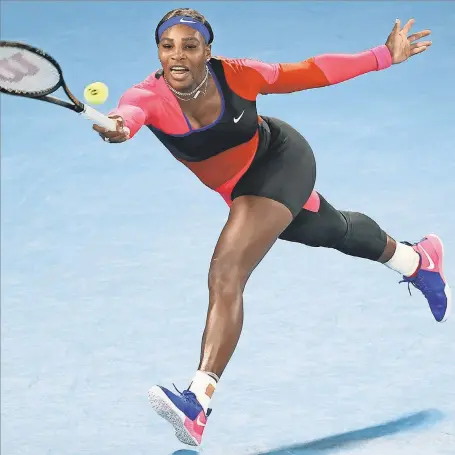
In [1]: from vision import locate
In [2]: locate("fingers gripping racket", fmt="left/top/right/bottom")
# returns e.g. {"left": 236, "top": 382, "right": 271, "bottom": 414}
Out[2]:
{"left": 0, "top": 41, "right": 117, "bottom": 131}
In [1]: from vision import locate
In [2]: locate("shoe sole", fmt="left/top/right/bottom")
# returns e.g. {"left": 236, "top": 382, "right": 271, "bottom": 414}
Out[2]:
{"left": 148, "top": 386, "right": 199, "bottom": 446}
{"left": 427, "top": 234, "right": 451, "bottom": 322}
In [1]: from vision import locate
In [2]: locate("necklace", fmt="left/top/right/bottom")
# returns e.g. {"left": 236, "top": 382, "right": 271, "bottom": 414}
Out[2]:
{"left": 172, "top": 75, "right": 209, "bottom": 102}
{"left": 164, "top": 65, "right": 209, "bottom": 101}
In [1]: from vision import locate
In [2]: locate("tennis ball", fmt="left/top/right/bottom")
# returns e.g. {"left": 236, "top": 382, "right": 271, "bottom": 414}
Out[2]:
{"left": 83, "top": 82, "right": 109, "bottom": 105}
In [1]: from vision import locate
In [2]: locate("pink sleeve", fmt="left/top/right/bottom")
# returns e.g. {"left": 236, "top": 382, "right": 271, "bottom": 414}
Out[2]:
{"left": 313, "top": 45, "right": 392, "bottom": 85}
{"left": 109, "top": 83, "right": 156, "bottom": 138}
{"left": 231, "top": 45, "right": 392, "bottom": 96}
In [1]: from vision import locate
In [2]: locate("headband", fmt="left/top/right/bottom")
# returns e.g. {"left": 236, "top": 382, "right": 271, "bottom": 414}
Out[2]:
{"left": 157, "top": 16, "right": 211, "bottom": 44}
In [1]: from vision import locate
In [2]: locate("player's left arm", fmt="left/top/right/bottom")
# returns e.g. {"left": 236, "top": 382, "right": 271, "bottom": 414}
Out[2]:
{"left": 233, "top": 46, "right": 391, "bottom": 97}
{"left": 259, "top": 45, "right": 391, "bottom": 94}
{"left": 257, "top": 18, "right": 431, "bottom": 94}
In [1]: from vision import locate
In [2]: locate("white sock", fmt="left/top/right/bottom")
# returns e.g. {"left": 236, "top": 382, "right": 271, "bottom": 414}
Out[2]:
{"left": 188, "top": 370, "right": 218, "bottom": 414}
{"left": 384, "top": 241, "right": 420, "bottom": 276}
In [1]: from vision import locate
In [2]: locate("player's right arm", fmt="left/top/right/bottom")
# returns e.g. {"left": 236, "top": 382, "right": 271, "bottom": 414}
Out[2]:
{"left": 93, "top": 82, "right": 156, "bottom": 143}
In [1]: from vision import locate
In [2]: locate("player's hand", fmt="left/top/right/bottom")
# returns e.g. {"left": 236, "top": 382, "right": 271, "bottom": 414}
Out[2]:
{"left": 385, "top": 19, "right": 432, "bottom": 64}
{"left": 93, "top": 115, "right": 130, "bottom": 143}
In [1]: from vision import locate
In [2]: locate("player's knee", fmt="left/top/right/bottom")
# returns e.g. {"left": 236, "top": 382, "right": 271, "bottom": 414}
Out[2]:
{"left": 334, "top": 211, "right": 387, "bottom": 260}
{"left": 208, "top": 259, "right": 245, "bottom": 297}
{"left": 280, "top": 212, "right": 347, "bottom": 247}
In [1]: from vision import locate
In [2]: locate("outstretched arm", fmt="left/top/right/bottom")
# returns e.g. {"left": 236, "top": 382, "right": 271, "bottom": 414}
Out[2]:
{"left": 108, "top": 85, "right": 156, "bottom": 138}
{"left": 252, "top": 18, "right": 431, "bottom": 95}
{"left": 93, "top": 81, "right": 156, "bottom": 143}
{"left": 259, "top": 45, "right": 392, "bottom": 94}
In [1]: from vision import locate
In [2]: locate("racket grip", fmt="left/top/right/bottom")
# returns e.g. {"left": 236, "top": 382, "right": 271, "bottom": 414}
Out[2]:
{"left": 81, "top": 105, "right": 117, "bottom": 131}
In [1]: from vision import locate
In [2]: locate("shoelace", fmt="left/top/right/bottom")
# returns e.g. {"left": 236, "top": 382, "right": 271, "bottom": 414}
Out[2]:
{"left": 400, "top": 274, "right": 430, "bottom": 297}
{"left": 172, "top": 384, "right": 212, "bottom": 417}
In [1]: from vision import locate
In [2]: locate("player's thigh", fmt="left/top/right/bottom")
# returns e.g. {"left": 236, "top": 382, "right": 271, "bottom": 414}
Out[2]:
{"left": 209, "top": 195, "right": 293, "bottom": 287}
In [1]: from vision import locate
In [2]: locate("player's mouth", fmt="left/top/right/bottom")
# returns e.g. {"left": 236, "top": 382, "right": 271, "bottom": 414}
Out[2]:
{"left": 169, "top": 65, "right": 191, "bottom": 82}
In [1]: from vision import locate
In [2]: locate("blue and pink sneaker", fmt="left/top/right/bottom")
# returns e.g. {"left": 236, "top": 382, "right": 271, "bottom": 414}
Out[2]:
{"left": 400, "top": 234, "right": 451, "bottom": 322}
{"left": 148, "top": 385, "right": 211, "bottom": 446}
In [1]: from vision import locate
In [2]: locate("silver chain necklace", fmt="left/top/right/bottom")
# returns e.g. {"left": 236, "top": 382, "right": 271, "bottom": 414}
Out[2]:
{"left": 172, "top": 75, "right": 209, "bottom": 102}
{"left": 164, "top": 65, "right": 209, "bottom": 101}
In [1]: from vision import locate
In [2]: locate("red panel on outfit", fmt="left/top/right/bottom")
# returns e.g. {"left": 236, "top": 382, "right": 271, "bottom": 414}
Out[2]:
{"left": 109, "top": 46, "right": 392, "bottom": 214}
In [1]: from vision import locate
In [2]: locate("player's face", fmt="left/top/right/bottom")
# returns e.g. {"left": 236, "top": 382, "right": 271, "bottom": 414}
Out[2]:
{"left": 158, "top": 25, "right": 211, "bottom": 92}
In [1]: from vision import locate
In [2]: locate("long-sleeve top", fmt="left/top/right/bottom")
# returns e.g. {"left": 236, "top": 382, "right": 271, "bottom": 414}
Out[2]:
{"left": 109, "top": 44, "right": 392, "bottom": 208}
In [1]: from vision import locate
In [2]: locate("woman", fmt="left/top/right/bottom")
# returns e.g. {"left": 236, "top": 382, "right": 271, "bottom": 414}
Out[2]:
{"left": 93, "top": 8, "right": 450, "bottom": 446}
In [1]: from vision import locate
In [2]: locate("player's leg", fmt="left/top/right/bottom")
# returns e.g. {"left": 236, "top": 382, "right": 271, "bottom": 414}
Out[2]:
{"left": 280, "top": 194, "right": 396, "bottom": 262}
{"left": 149, "top": 194, "right": 293, "bottom": 446}
{"left": 199, "top": 195, "right": 294, "bottom": 375}
{"left": 280, "top": 194, "right": 451, "bottom": 322}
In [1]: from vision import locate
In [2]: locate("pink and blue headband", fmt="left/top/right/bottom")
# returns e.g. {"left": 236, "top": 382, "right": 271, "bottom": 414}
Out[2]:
{"left": 157, "top": 16, "right": 211, "bottom": 44}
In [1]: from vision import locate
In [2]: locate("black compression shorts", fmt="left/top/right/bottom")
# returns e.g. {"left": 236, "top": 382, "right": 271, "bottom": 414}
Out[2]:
{"left": 231, "top": 116, "right": 317, "bottom": 218}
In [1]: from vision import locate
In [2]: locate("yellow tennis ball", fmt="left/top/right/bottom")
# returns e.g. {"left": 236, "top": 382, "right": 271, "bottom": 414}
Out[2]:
{"left": 83, "top": 82, "right": 109, "bottom": 105}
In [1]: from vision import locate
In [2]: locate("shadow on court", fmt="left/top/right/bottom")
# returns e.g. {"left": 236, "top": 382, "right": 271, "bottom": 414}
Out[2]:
{"left": 254, "top": 409, "right": 443, "bottom": 454}
{"left": 170, "top": 451, "right": 199, "bottom": 455}
{"left": 169, "top": 409, "right": 443, "bottom": 455}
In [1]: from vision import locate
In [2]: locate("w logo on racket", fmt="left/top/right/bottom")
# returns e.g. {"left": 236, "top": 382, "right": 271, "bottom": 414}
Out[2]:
{"left": 0, "top": 52, "right": 39, "bottom": 82}
{"left": 0, "top": 41, "right": 117, "bottom": 131}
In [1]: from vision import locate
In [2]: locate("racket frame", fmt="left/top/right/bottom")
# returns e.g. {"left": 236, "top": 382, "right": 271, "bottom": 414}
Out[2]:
{"left": 0, "top": 41, "right": 117, "bottom": 130}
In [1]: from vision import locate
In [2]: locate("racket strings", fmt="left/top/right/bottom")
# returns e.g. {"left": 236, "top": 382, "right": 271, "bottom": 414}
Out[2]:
{"left": 0, "top": 45, "right": 60, "bottom": 95}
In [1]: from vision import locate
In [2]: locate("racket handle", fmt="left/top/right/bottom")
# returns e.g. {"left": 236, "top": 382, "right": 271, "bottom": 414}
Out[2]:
{"left": 81, "top": 105, "right": 117, "bottom": 131}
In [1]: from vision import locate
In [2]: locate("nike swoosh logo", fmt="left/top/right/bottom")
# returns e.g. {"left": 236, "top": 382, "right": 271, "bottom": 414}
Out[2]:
{"left": 196, "top": 416, "right": 206, "bottom": 427}
{"left": 420, "top": 246, "right": 435, "bottom": 270}
{"left": 180, "top": 18, "right": 197, "bottom": 23}
{"left": 233, "top": 110, "right": 244, "bottom": 123}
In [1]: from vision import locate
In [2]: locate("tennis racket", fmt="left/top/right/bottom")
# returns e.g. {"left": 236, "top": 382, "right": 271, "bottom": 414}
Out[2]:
{"left": 0, "top": 40, "right": 117, "bottom": 131}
